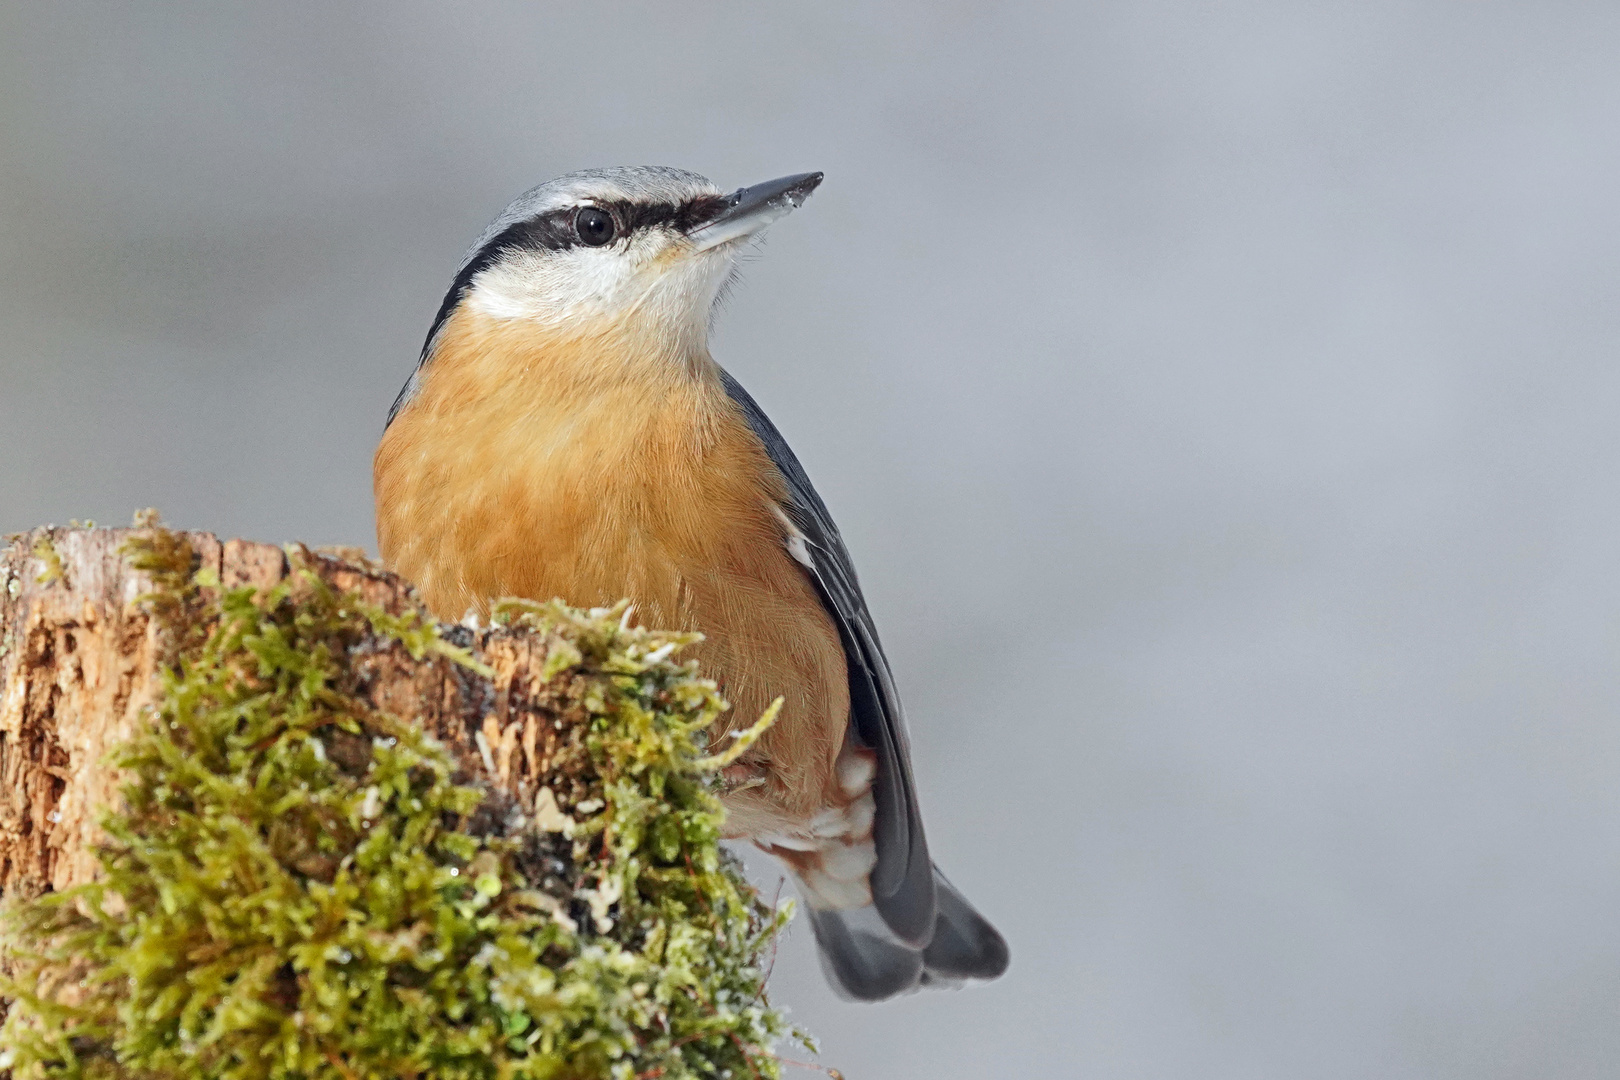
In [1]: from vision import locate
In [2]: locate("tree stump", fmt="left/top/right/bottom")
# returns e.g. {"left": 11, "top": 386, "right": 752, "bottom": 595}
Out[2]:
{"left": 0, "top": 524, "right": 799, "bottom": 1080}
{"left": 0, "top": 525, "right": 591, "bottom": 899}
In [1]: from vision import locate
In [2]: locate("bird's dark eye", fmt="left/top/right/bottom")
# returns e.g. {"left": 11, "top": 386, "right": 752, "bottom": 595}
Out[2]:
{"left": 574, "top": 207, "right": 615, "bottom": 246}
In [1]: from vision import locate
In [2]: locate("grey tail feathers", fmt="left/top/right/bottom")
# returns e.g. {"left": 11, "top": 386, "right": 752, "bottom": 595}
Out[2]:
{"left": 805, "top": 866, "right": 1009, "bottom": 1001}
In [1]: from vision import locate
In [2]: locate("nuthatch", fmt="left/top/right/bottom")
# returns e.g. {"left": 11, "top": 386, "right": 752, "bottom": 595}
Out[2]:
{"left": 374, "top": 167, "right": 1008, "bottom": 999}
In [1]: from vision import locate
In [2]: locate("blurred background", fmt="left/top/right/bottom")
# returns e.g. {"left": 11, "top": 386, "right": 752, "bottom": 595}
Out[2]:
{"left": 4, "top": 2, "right": 1619, "bottom": 1076}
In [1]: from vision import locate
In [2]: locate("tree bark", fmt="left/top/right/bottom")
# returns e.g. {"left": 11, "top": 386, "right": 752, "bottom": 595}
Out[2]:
{"left": 0, "top": 525, "right": 592, "bottom": 901}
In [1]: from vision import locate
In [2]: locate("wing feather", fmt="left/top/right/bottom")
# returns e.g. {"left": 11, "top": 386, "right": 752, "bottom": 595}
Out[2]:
{"left": 719, "top": 369, "right": 937, "bottom": 945}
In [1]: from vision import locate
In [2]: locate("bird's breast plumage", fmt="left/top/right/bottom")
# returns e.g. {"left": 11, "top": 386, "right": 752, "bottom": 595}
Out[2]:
{"left": 374, "top": 306, "right": 852, "bottom": 831}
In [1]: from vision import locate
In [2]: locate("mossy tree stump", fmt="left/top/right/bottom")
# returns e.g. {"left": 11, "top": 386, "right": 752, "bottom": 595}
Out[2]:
{"left": 0, "top": 527, "right": 588, "bottom": 899}
{"left": 0, "top": 524, "right": 800, "bottom": 1080}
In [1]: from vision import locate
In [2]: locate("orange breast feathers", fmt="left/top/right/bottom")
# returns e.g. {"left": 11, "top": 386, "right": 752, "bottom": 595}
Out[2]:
{"left": 373, "top": 306, "right": 852, "bottom": 833}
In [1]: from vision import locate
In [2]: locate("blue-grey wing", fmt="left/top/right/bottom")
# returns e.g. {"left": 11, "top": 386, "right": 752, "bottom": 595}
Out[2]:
{"left": 719, "top": 368, "right": 937, "bottom": 945}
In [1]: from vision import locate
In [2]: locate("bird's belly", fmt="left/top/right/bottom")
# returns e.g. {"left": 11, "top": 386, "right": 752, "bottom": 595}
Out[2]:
{"left": 376, "top": 430, "right": 853, "bottom": 829}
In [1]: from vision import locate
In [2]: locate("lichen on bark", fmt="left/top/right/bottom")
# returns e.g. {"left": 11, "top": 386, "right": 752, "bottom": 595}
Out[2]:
{"left": 0, "top": 526, "right": 804, "bottom": 1080}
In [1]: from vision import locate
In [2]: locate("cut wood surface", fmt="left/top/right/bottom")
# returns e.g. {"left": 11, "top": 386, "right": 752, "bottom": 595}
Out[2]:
{"left": 0, "top": 525, "right": 594, "bottom": 901}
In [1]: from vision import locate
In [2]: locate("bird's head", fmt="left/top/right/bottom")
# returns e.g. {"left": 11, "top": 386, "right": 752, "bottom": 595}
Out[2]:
{"left": 420, "top": 166, "right": 821, "bottom": 367}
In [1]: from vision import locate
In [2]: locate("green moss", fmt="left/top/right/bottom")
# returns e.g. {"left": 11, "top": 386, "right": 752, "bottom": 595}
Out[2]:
{"left": 0, "top": 531, "right": 804, "bottom": 1079}
{"left": 30, "top": 535, "right": 63, "bottom": 587}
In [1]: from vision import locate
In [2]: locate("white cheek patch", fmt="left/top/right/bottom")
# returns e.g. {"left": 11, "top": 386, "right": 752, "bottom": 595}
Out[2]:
{"left": 465, "top": 233, "right": 735, "bottom": 343}
{"left": 467, "top": 247, "right": 636, "bottom": 325}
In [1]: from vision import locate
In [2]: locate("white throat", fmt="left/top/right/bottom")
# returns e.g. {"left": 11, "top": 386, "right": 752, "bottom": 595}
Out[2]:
{"left": 466, "top": 238, "right": 734, "bottom": 358}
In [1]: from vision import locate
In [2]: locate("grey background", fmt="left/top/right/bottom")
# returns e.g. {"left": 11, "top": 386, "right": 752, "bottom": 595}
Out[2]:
{"left": 3, "top": 2, "right": 1618, "bottom": 1077}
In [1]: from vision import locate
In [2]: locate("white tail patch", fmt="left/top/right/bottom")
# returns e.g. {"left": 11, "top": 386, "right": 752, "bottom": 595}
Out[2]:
{"left": 817, "top": 839, "right": 879, "bottom": 882}
{"left": 836, "top": 745, "right": 876, "bottom": 796}
{"left": 756, "top": 739, "right": 881, "bottom": 911}
{"left": 794, "top": 865, "right": 873, "bottom": 910}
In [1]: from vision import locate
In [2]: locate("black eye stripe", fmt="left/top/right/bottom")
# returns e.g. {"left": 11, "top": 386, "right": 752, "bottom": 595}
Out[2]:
{"left": 534, "top": 197, "right": 730, "bottom": 247}
{"left": 616, "top": 198, "right": 725, "bottom": 233}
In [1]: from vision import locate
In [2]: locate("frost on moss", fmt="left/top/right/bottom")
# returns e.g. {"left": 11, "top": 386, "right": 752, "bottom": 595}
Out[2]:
{"left": 0, "top": 532, "right": 804, "bottom": 1079}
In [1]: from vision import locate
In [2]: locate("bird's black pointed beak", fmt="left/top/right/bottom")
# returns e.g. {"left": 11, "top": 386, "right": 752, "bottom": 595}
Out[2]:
{"left": 687, "top": 172, "right": 823, "bottom": 251}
